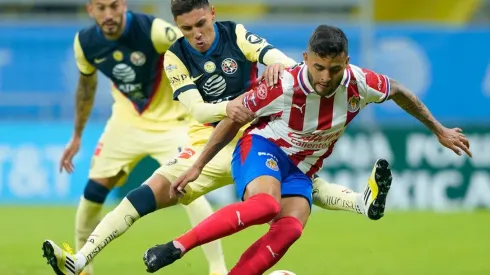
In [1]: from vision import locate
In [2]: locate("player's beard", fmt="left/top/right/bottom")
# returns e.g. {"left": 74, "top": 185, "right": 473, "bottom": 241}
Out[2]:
{"left": 100, "top": 17, "right": 122, "bottom": 37}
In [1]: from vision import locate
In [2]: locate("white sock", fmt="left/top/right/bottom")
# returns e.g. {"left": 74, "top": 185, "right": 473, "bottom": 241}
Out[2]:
{"left": 76, "top": 198, "right": 140, "bottom": 270}
{"left": 312, "top": 177, "right": 364, "bottom": 214}
{"left": 75, "top": 197, "right": 102, "bottom": 275}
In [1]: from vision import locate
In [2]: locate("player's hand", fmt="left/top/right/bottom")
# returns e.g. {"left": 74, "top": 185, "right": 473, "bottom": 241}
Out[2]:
{"left": 436, "top": 127, "right": 472, "bottom": 158}
{"left": 170, "top": 165, "right": 202, "bottom": 198}
{"left": 59, "top": 136, "right": 81, "bottom": 173}
{"left": 226, "top": 95, "right": 255, "bottom": 124}
{"left": 259, "top": 63, "right": 285, "bottom": 87}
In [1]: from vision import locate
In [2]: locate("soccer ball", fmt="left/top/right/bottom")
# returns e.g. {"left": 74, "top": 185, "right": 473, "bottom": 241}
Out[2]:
{"left": 268, "top": 271, "right": 297, "bottom": 275}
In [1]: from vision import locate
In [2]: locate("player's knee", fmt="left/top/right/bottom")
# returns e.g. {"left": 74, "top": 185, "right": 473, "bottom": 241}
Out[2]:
{"left": 84, "top": 179, "right": 111, "bottom": 204}
{"left": 275, "top": 216, "right": 303, "bottom": 242}
{"left": 249, "top": 193, "right": 281, "bottom": 220}
{"left": 126, "top": 185, "right": 157, "bottom": 217}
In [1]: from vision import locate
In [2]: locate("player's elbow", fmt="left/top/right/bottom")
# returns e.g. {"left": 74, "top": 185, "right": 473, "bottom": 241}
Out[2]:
{"left": 189, "top": 108, "right": 218, "bottom": 124}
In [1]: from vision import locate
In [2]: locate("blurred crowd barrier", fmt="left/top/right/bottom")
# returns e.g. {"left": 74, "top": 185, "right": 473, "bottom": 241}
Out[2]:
{"left": 0, "top": 8, "right": 489, "bottom": 209}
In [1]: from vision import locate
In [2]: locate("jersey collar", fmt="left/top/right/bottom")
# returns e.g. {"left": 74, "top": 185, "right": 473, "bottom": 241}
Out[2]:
{"left": 184, "top": 23, "right": 220, "bottom": 57}
{"left": 298, "top": 64, "right": 351, "bottom": 96}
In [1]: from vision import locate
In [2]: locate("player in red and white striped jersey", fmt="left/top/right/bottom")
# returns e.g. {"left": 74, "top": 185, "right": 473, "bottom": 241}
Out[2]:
{"left": 243, "top": 62, "right": 391, "bottom": 178}
{"left": 143, "top": 25, "right": 471, "bottom": 274}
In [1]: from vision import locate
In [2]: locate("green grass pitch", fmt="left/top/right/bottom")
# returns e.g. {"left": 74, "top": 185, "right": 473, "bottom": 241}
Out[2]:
{"left": 1, "top": 206, "right": 489, "bottom": 275}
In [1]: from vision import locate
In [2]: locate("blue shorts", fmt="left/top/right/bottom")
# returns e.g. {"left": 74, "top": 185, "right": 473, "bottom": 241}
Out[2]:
{"left": 231, "top": 134, "right": 313, "bottom": 207}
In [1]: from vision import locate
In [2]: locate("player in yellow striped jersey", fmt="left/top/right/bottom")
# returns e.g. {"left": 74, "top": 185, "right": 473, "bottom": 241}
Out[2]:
{"left": 47, "top": 1, "right": 227, "bottom": 275}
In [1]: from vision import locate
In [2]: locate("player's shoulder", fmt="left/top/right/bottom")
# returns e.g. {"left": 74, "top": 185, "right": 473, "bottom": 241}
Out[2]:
{"left": 216, "top": 21, "right": 243, "bottom": 45}
{"left": 167, "top": 36, "right": 187, "bottom": 59}
{"left": 131, "top": 11, "right": 156, "bottom": 23}
{"left": 77, "top": 24, "right": 99, "bottom": 47}
{"left": 127, "top": 11, "right": 154, "bottom": 38}
{"left": 348, "top": 64, "right": 367, "bottom": 80}
{"left": 216, "top": 20, "right": 238, "bottom": 34}
{"left": 264, "top": 63, "right": 302, "bottom": 95}
{"left": 283, "top": 62, "right": 304, "bottom": 88}
{"left": 348, "top": 63, "right": 390, "bottom": 93}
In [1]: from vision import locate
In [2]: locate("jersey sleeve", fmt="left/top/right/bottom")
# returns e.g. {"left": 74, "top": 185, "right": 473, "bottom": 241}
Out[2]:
{"left": 242, "top": 80, "right": 285, "bottom": 117}
{"left": 177, "top": 89, "right": 228, "bottom": 124}
{"left": 361, "top": 68, "right": 391, "bottom": 104}
{"left": 151, "top": 18, "right": 182, "bottom": 54}
{"left": 73, "top": 33, "right": 96, "bottom": 75}
{"left": 164, "top": 50, "right": 197, "bottom": 99}
{"left": 235, "top": 24, "right": 295, "bottom": 66}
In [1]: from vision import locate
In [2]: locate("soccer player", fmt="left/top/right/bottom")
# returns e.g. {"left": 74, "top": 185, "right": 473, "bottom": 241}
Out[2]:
{"left": 142, "top": 25, "right": 472, "bottom": 274}
{"left": 42, "top": 1, "right": 404, "bottom": 274}
{"left": 50, "top": 0, "right": 226, "bottom": 274}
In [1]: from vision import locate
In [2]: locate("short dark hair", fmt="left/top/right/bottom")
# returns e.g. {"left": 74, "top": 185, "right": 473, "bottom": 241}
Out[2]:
{"left": 170, "top": 0, "right": 210, "bottom": 18}
{"left": 308, "top": 25, "right": 348, "bottom": 58}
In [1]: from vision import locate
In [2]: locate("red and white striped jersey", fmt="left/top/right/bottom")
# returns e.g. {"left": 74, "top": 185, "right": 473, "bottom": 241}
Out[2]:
{"left": 242, "top": 62, "right": 390, "bottom": 177}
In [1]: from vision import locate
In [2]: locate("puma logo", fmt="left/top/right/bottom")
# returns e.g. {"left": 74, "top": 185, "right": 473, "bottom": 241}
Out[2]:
{"left": 292, "top": 103, "right": 305, "bottom": 114}
{"left": 266, "top": 245, "right": 279, "bottom": 258}
{"left": 236, "top": 211, "right": 244, "bottom": 226}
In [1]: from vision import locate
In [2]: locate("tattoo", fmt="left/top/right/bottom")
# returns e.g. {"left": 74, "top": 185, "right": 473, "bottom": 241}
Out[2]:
{"left": 74, "top": 73, "right": 98, "bottom": 137}
{"left": 388, "top": 79, "right": 443, "bottom": 136}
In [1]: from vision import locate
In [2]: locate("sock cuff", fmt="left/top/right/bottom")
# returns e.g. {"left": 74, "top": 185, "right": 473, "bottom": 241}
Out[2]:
{"left": 126, "top": 185, "right": 156, "bottom": 217}
{"left": 83, "top": 179, "right": 110, "bottom": 204}
{"left": 79, "top": 196, "right": 104, "bottom": 208}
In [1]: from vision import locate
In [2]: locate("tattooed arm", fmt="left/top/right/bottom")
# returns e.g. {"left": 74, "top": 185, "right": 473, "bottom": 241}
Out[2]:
{"left": 388, "top": 79, "right": 444, "bottom": 136}
{"left": 59, "top": 33, "right": 99, "bottom": 173}
{"left": 74, "top": 73, "right": 98, "bottom": 137}
{"left": 59, "top": 72, "right": 98, "bottom": 173}
{"left": 388, "top": 78, "right": 472, "bottom": 157}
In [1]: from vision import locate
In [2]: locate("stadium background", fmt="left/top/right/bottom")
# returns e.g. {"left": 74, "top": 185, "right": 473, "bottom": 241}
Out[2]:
{"left": 0, "top": 0, "right": 489, "bottom": 274}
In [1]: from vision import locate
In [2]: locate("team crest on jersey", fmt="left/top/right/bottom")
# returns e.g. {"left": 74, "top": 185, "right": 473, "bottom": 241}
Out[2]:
{"left": 113, "top": 50, "right": 124, "bottom": 61}
{"left": 130, "top": 51, "right": 146, "bottom": 66}
{"left": 256, "top": 82, "right": 268, "bottom": 99}
{"left": 221, "top": 58, "right": 238, "bottom": 75}
{"left": 265, "top": 158, "right": 279, "bottom": 171}
{"left": 347, "top": 95, "right": 360, "bottom": 112}
{"left": 204, "top": 61, "right": 216, "bottom": 73}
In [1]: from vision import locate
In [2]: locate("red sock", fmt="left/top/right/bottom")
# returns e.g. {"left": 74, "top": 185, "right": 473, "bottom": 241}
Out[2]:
{"left": 229, "top": 216, "right": 304, "bottom": 275}
{"left": 175, "top": 193, "right": 280, "bottom": 252}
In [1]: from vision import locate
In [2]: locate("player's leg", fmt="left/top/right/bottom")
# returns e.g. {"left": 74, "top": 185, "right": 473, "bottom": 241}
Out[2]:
{"left": 230, "top": 197, "right": 310, "bottom": 275}
{"left": 228, "top": 171, "right": 312, "bottom": 275}
{"left": 311, "top": 176, "right": 362, "bottom": 213}
{"left": 150, "top": 126, "right": 227, "bottom": 275}
{"left": 42, "top": 173, "right": 174, "bottom": 275}
{"left": 143, "top": 135, "right": 284, "bottom": 273}
{"left": 75, "top": 120, "right": 145, "bottom": 275}
{"left": 312, "top": 158, "right": 393, "bottom": 220}
{"left": 41, "top": 144, "right": 234, "bottom": 275}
